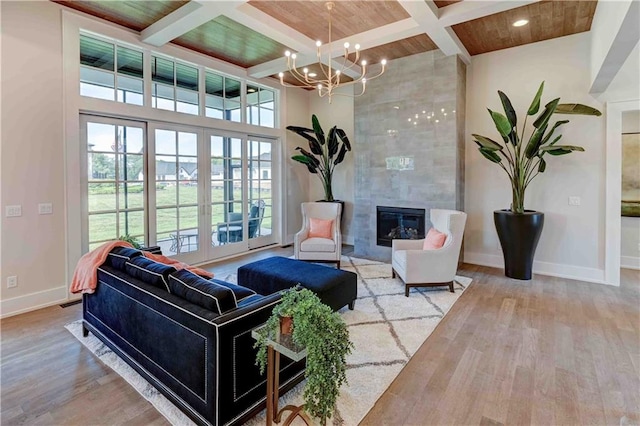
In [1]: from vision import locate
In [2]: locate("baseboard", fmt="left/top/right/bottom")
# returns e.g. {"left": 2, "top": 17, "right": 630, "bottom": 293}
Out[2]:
{"left": 621, "top": 256, "right": 640, "bottom": 270}
{"left": 464, "top": 252, "right": 609, "bottom": 285}
{"left": 0, "top": 285, "right": 69, "bottom": 319}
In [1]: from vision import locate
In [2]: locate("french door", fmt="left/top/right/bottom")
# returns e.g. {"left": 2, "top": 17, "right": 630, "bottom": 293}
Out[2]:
{"left": 82, "top": 115, "right": 279, "bottom": 263}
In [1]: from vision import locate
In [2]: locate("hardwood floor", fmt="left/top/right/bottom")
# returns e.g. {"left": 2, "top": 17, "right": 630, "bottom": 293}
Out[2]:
{"left": 361, "top": 266, "right": 640, "bottom": 426}
{"left": 1, "top": 247, "right": 638, "bottom": 425}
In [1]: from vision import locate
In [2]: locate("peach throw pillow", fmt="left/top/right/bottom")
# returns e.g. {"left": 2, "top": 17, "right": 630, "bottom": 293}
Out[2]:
{"left": 309, "top": 218, "right": 334, "bottom": 239}
{"left": 423, "top": 228, "right": 447, "bottom": 250}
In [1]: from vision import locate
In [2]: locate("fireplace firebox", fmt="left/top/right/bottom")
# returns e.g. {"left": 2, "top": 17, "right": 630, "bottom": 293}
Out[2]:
{"left": 376, "top": 206, "right": 426, "bottom": 247}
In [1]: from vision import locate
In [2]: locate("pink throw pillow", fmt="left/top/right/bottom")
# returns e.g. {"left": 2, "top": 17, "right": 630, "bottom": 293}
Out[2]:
{"left": 423, "top": 228, "right": 447, "bottom": 250}
{"left": 309, "top": 218, "right": 334, "bottom": 239}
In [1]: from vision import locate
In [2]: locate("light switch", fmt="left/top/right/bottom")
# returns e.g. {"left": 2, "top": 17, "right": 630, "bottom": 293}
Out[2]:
{"left": 38, "top": 203, "right": 53, "bottom": 215}
{"left": 568, "top": 196, "right": 581, "bottom": 206}
{"left": 5, "top": 205, "right": 22, "bottom": 217}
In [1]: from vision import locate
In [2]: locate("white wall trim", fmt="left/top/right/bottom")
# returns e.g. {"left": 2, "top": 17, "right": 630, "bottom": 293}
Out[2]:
{"left": 464, "top": 252, "right": 608, "bottom": 285}
{"left": 0, "top": 286, "right": 69, "bottom": 319}
{"left": 621, "top": 256, "right": 640, "bottom": 270}
{"left": 604, "top": 99, "right": 640, "bottom": 286}
{"left": 620, "top": 256, "right": 640, "bottom": 271}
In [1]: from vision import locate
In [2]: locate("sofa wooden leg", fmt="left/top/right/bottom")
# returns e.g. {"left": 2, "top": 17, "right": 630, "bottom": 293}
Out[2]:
{"left": 392, "top": 268, "right": 396, "bottom": 278}
{"left": 82, "top": 324, "right": 89, "bottom": 337}
{"left": 405, "top": 286, "right": 410, "bottom": 297}
{"left": 449, "top": 281, "right": 454, "bottom": 293}
{"left": 336, "top": 260, "right": 341, "bottom": 269}
{"left": 348, "top": 300, "right": 355, "bottom": 310}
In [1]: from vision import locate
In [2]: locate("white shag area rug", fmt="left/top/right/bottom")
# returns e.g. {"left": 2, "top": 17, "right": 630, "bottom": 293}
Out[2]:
{"left": 66, "top": 256, "right": 472, "bottom": 425}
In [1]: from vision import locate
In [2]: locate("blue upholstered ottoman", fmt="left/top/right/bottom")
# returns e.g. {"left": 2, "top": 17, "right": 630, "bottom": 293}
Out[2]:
{"left": 237, "top": 256, "right": 357, "bottom": 311}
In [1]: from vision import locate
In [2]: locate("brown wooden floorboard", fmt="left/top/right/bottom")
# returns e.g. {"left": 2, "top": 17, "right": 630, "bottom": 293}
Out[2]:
{"left": 1, "top": 246, "right": 638, "bottom": 425}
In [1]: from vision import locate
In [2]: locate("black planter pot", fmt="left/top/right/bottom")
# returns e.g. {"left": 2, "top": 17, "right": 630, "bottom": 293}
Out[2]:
{"left": 494, "top": 210, "right": 544, "bottom": 280}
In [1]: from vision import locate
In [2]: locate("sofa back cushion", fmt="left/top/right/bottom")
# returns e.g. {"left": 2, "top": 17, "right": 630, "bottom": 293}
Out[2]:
{"left": 168, "top": 270, "right": 237, "bottom": 314}
{"left": 209, "top": 279, "right": 257, "bottom": 304}
{"left": 125, "top": 257, "right": 176, "bottom": 292}
{"left": 106, "top": 246, "right": 143, "bottom": 270}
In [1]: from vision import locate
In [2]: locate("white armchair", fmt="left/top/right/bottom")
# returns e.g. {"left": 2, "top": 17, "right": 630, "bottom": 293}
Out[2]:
{"left": 295, "top": 202, "right": 342, "bottom": 268}
{"left": 391, "top": 209, "right": 467, "bottom": 296}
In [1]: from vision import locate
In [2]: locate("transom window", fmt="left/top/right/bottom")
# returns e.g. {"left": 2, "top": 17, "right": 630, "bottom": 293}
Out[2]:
{"left": 78, "top": 33, "right": 277, "bottom": 128}
{"left": 80, "top": 35, "right": 144, "bottom": 105}
{"left": 151, "top": 56, "right": 199, "bottom": 115}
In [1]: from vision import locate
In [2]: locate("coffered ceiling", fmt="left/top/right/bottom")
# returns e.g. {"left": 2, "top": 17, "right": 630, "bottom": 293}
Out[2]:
{"left": 54, "top": 0, "right": 599, "bottom": 81}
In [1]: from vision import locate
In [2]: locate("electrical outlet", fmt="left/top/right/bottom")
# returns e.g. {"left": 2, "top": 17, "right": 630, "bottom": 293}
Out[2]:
{"left": 5, "top": 205, "right": 22, "bottom": 217}
{"left": 38, "top": 203, "right": 53, "bottom": 215}
{"left": 7, "top": 276, "right": 17, "bottom": 288}
{"left": 568, "top": 196, "right": 581, "bottom": 206}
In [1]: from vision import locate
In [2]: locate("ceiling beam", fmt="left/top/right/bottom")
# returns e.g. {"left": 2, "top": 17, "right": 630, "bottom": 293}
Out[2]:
{"left": 247, "top": 18, "right": 421, "bottom": 79}
{"left": 590, "top": 0, "right": 640, "bottom": 93}
{"left": 398, "top": 0, "right": 471, "bottom": 64}
{"left": 226, "top": 3, "right": 315, "bottom": 54}
{"left": 438, "top": 0, "right": 541, "bottom": 27}
{"left": 141, "top": 1, "right": 247, "bottom": 47}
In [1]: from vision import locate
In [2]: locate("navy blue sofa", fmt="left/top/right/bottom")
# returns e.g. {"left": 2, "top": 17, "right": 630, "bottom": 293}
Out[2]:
{"left": 82, "top": 248, "right": 305, "bottom": 426}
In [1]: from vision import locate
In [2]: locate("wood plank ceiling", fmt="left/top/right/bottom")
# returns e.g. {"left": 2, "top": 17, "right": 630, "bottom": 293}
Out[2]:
{"left": 52, "top": 0, "right": 600, "bottom": 80}
{"left": 173, "top": 16, "right": 289, "bottom": 69}
{"left": 452, "top": 0, "right": 598, "bottom": 55}
{"left": 53, "top": 1, "right": 188, "bottom": 32}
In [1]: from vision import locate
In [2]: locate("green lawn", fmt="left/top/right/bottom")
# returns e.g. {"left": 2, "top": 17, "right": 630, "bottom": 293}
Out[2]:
{"left": 88, "top": 183, "right": 272, "bottom": 246}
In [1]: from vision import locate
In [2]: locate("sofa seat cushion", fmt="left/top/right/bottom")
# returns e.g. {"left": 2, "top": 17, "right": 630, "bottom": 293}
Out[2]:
{"left": 106, "top": 246, "right": 143, "bottom": 270}
{"left": 169, "top": 270, "right": 236, "bottom": 314}
{"left": 300, "top": 237, "right": 336, "bottom": 253}
{"left": 393, "top": 250, "right": 407, "bottom": 271}
{"left": 125, "top": 257, "right": 176, "bottom": 292}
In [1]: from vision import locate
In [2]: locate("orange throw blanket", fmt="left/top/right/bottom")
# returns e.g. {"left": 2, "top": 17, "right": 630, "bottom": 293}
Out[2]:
{"left": 70, "top": 242, "right": 214, "bottom": 294}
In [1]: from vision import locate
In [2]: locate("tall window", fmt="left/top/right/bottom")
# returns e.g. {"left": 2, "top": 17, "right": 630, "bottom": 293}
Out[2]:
{"left": 151, "top": 57, "right": 199, "bottom": 115}
{"left": 80, "top": 35, "right": 143, "bottom": 105}
{"left": 85, "top": 120, "right": 145, "bottom": 249}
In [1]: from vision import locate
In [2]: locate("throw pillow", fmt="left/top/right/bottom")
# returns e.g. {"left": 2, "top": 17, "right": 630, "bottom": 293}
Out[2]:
{"left": 423, "top": 228, "right": 447, "bottom": 250}
{"left": 169, "top": 270, "right": 236, "bottom": 314}
{"left": 309, "top": 217, "right": 334, "bottom": 239}
{"left": 125, "top": 257, "right": 176, "bottom": 292}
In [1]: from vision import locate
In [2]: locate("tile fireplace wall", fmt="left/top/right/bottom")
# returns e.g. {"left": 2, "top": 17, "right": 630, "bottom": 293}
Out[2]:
{"left": 354, "top": 50, "right": 466, "bottom": 260}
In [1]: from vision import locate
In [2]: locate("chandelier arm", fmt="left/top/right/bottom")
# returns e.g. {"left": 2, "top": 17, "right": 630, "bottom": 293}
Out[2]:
{"left": 287, "top": 67, "right": 324, "bottom": 88}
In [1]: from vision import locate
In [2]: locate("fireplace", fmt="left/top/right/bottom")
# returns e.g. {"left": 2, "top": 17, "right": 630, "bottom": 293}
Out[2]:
{"left": 376, "top": 206, "right": 426, "bottom": 247}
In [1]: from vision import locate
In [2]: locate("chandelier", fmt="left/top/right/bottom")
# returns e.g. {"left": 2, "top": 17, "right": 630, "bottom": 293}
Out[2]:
{"left": 278, "top": 1, "right": 387, "bottom": 103}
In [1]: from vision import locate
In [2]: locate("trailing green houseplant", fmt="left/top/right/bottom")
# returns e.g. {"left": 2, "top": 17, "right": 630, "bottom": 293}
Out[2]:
{"left": 254, "top": 287, "right": 353, "bottom": 425}
{"left": 287, "top": 115, "right": 351, "bottom": 202}
{"left": 472, "top": 81, "right": 601, "bottom": 213}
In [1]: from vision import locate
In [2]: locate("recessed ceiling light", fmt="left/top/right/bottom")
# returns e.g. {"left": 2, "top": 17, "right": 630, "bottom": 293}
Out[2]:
{"left": 393, "top": 105, "right": 400, "bottom": 109}
{"left": 513, "top": 19, "right": 529, "bottom": 27}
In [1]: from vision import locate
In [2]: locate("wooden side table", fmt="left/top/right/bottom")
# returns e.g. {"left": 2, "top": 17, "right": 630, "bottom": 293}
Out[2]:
{"left": 252, "top": 324, "right": 311, "bottom": 426}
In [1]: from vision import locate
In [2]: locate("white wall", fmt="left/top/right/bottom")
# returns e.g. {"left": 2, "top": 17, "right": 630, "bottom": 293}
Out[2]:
{"left": 465, "top": 32, "right": 607, "bottom": 282}
{"left": 284, "top": 87, "right": 310, "bottom": 243}
{"left": 1, "top": 1, "right": 68, "bottom": 315}
{"left": 308, "top": 87, "right": 356, "bottom": 245}
{"left": 621, "top": 110, "right": 640, "bottom": 269}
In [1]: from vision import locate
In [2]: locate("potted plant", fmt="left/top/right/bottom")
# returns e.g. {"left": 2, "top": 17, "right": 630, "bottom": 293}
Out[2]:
{"left": 472, "top": 81, "right": 601, "bottom": 280}
{"left": 254, "top": 287, "right": 353, "bottom": 426}
{"left": 287, "top": 115, "right": 351, "bottom": 202}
